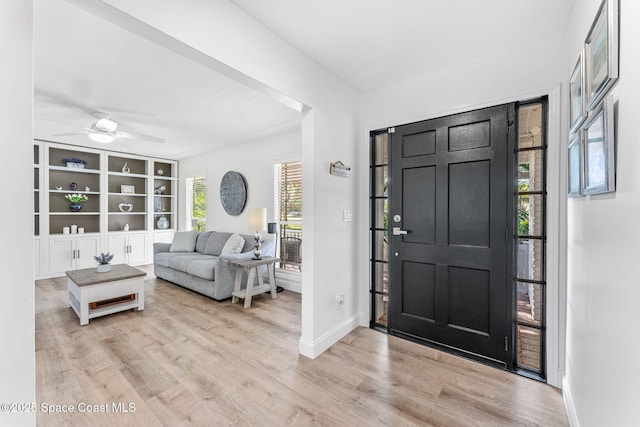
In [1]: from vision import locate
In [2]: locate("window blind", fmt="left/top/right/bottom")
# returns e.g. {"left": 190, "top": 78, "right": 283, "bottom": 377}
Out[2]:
{"left": 279, "top": 161, "right": 302, "bottom": 223}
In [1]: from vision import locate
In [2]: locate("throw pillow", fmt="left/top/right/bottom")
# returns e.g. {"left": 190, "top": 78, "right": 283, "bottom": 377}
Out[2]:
{"left": 169, "top": 231, "right": 197, "bottom": 252}
{"left": 204, "top": 231, "right": 232, "bottom": 256}
{"left": 195, "top": 231, "right": 213, "bottom": 253}
{"left": 221, "top": 233, "right": 245, "bottom": 255}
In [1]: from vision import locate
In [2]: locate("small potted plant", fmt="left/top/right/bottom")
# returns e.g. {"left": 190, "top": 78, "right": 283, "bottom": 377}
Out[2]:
{"left": 62, "top": 158, "right": 87, "bottom": 169}
{"left": 65, "top": 193, "right": 88, "bottom": 212}
{"left": 94, "top": 252, "right": 114, "bottom": 273}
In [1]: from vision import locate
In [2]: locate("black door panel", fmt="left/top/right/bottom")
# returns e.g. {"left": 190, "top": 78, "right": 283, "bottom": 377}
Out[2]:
{"left": 389, "top": 104, "right": 515, "bottom": 364}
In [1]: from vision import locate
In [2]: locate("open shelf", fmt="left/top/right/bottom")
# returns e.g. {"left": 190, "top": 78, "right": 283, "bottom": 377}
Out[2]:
{"left": 108, "top": 155, "right": 147, "bottom": 175}
{"left": 153, "top": 161, "right": 174, "bottom": 178}
{"left": 108, "top": 171, "right": 148, "bottom": 179}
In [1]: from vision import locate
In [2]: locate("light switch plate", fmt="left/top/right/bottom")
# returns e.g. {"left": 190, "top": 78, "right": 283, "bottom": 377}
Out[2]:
{"left": 343, "top": 209, "right": 353, "bottom": 222}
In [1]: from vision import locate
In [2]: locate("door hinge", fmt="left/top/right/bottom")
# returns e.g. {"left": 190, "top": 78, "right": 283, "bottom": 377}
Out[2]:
{"left": 388, "top": 127, "right": 395, "bottom": 134}
{"left": 505, "top": 228, "right": 509, "bottom": 243}
{"left": 507, "top": 120, "right": 514, "bottom": 134}
{"left": 504, "top": 336, "right": 509, "bottom": 352}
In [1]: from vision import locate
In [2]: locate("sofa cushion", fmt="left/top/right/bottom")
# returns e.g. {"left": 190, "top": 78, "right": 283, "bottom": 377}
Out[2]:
{"left": 170, "top": 231, "right": 197, "bottom": 252}
{"left": 204, "top": 232, "right": 232, "bottom": 256}
{"left": 221, "top": 233, "right": 245, "bottom": 255}
{"left": 240, "top": 234, "right": 256, "bottom": 253}
{"left": 186, "top": 259, "right": 218, "bottom": 281}
{"left": 195, "top": 231, "right": 213, "bottom": 253}
{"left": 168, "top": 253, "right": 216, "bottom": 274}
{"left": 154, "top": 252, "right": 185, "bottom": 268}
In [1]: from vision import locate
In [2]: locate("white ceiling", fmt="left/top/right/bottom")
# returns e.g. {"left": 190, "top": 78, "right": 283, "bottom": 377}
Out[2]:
{"left": 34, "top": 0, "right": 574, "bottom": 159}
{"left": 33, "top": 0, "right": 301, "bottom": 159}
{"left": 231, "top": 0, "right": 575, "bottom": 91}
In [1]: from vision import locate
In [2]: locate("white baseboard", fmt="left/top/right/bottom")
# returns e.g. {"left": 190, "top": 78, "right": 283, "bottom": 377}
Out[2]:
{"left": 562, "top": 375, "right": 579, "bottom": 427}
{"left": 299, "top": 314, "right": 360, "bottom": 359}
{"left": 275, "top": 270, "right": 301, "bottom": 293}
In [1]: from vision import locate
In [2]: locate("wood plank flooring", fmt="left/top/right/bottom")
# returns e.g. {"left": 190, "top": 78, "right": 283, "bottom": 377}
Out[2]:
{"left": 36, "top": 267, "right": 568, "bottom": 426}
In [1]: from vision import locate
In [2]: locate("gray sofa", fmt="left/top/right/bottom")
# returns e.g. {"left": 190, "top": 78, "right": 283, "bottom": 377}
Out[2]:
{"left": 153, "top": 230, "right": 275, "bottom": 300}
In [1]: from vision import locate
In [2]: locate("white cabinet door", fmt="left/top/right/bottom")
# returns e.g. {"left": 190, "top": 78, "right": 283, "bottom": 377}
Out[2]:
{"left": 107, "top": 235, "right": 128, "bottom": 265}
{"left": 76, "top": 236, "right": 100, "bottom": 269}
{"left": 49, "top": 235, "right": 102, "bottom": 273}
{"left": 128, "top": 233, "right": 149, "bottom": 265}
{"left": 49, "top": 237, "right": 74, "bottom": 274}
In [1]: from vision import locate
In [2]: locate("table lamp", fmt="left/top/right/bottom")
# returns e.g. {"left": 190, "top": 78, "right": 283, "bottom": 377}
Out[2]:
{"left": 248, "top": 208, "right": 267, "bottom": 260}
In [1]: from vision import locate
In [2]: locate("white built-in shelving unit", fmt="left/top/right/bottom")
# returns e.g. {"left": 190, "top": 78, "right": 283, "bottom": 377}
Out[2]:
{"left": 34, "top": 140, "right": 178, "bottom": 278}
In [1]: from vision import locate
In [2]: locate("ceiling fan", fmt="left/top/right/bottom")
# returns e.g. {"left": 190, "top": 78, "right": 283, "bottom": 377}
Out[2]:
{"left": 54, "top": 112, "right": 164, "bottom": 144}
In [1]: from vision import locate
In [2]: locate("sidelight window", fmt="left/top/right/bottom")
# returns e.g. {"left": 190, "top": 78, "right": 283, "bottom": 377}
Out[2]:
{"left": 515, "top": 100, "right": 547, "bottom": 378}
{"left": 370, "top": 131, "right": 389, "bottom": 329}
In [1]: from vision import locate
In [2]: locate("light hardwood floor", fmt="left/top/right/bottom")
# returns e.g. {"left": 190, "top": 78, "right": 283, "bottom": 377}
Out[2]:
{"left": 36, "top": 267, "right": 568, "bottom": 426}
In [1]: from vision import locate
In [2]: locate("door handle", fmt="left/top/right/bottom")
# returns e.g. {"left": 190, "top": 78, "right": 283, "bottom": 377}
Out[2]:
{"left": 392, "top": 227, "right": 408, "bottom": 235}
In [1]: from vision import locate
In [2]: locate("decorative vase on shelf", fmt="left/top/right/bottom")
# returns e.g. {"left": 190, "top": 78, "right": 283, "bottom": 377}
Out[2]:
{"left": 65, "top": 193, "right": 88, "bottom": 212}
{"left": 70, "top": 182, "right": 77, "bottom": 191}
{"left": 63, "top": 158, "right": 86, "bottom": 169}
{"left": 157, "top": 216, "right": 169, "bottom": 229}
{"left": 122, "top": 162, "right": 130, "bottom": 173}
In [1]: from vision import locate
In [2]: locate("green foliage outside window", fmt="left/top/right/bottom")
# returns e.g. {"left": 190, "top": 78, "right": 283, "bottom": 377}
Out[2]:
{"left": 193, "top": 178, "right": 206, "bottom": 231}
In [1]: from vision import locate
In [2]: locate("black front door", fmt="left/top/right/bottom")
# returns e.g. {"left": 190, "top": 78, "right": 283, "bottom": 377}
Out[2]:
{"left": 388, "top": 104, "right": 515, "bottom": 364}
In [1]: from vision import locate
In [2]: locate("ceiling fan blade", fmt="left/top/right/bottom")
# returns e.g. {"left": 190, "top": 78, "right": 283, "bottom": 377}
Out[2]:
{"left": 35, "top": 88, "right": 97, "bottom": 118}
{"left": 52, "top": 131, "right": 89, "bottom": 137}
{"left": 116, "top": 130, "right": 165, "bottom": 143}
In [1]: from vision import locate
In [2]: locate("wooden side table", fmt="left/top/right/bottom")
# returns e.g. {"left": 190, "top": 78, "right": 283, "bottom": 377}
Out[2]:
{"left": 228, "top": 256, "right": 279, "bottom": 308}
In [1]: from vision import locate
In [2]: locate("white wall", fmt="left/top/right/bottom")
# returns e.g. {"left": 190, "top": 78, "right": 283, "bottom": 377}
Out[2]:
{"left": 361, "top": 31, "right": 567, "bottom": 128}
{"left": 96, "top": 0, "right": 361, "bottom": 358}
{"left": 359, "top": 30, "right": 569, "bottom": 386}
{"left": 179, "top": 130, "right": 301, "bottom": 233}
{"left": 564, "top": 1, "right": 640, "bottom": 426}
{"left": 0, "top": 1, "right": 35, "bottom": 426}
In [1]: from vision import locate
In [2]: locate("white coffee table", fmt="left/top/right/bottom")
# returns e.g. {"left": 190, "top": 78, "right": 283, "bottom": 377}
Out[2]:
{"left": 66, "top": 264, "right": 146, "bottom": 325}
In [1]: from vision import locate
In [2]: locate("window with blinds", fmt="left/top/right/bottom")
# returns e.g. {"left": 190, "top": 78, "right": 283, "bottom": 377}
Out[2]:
{"left": 274, "top": 161, "right": 302, "bottom": 270}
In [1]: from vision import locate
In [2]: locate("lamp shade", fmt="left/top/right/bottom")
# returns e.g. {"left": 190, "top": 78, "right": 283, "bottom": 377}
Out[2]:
{"left": 248, "top": 208, "right": 267, "bottom": 232}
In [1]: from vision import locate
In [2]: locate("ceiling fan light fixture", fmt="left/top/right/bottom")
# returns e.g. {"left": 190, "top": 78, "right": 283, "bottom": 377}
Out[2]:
{"left": 89, "top": 132, "right": 114, "bottom": 143}
{"left": 95, "top": 118, "right": 118, "bottom": 132}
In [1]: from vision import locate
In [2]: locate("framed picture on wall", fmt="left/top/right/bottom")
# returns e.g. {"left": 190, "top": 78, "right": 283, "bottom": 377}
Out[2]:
{"left": 568, "top": 132, "right": 583, "bottom": 198}
{"left": 584, "top": 0, "right": 619, "bottom": 111}
{"left": 582, "top": 95, "right": 615, "bottom": 195}
{"left": 569, "top": 53, "right": 586, "bottom": 133}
